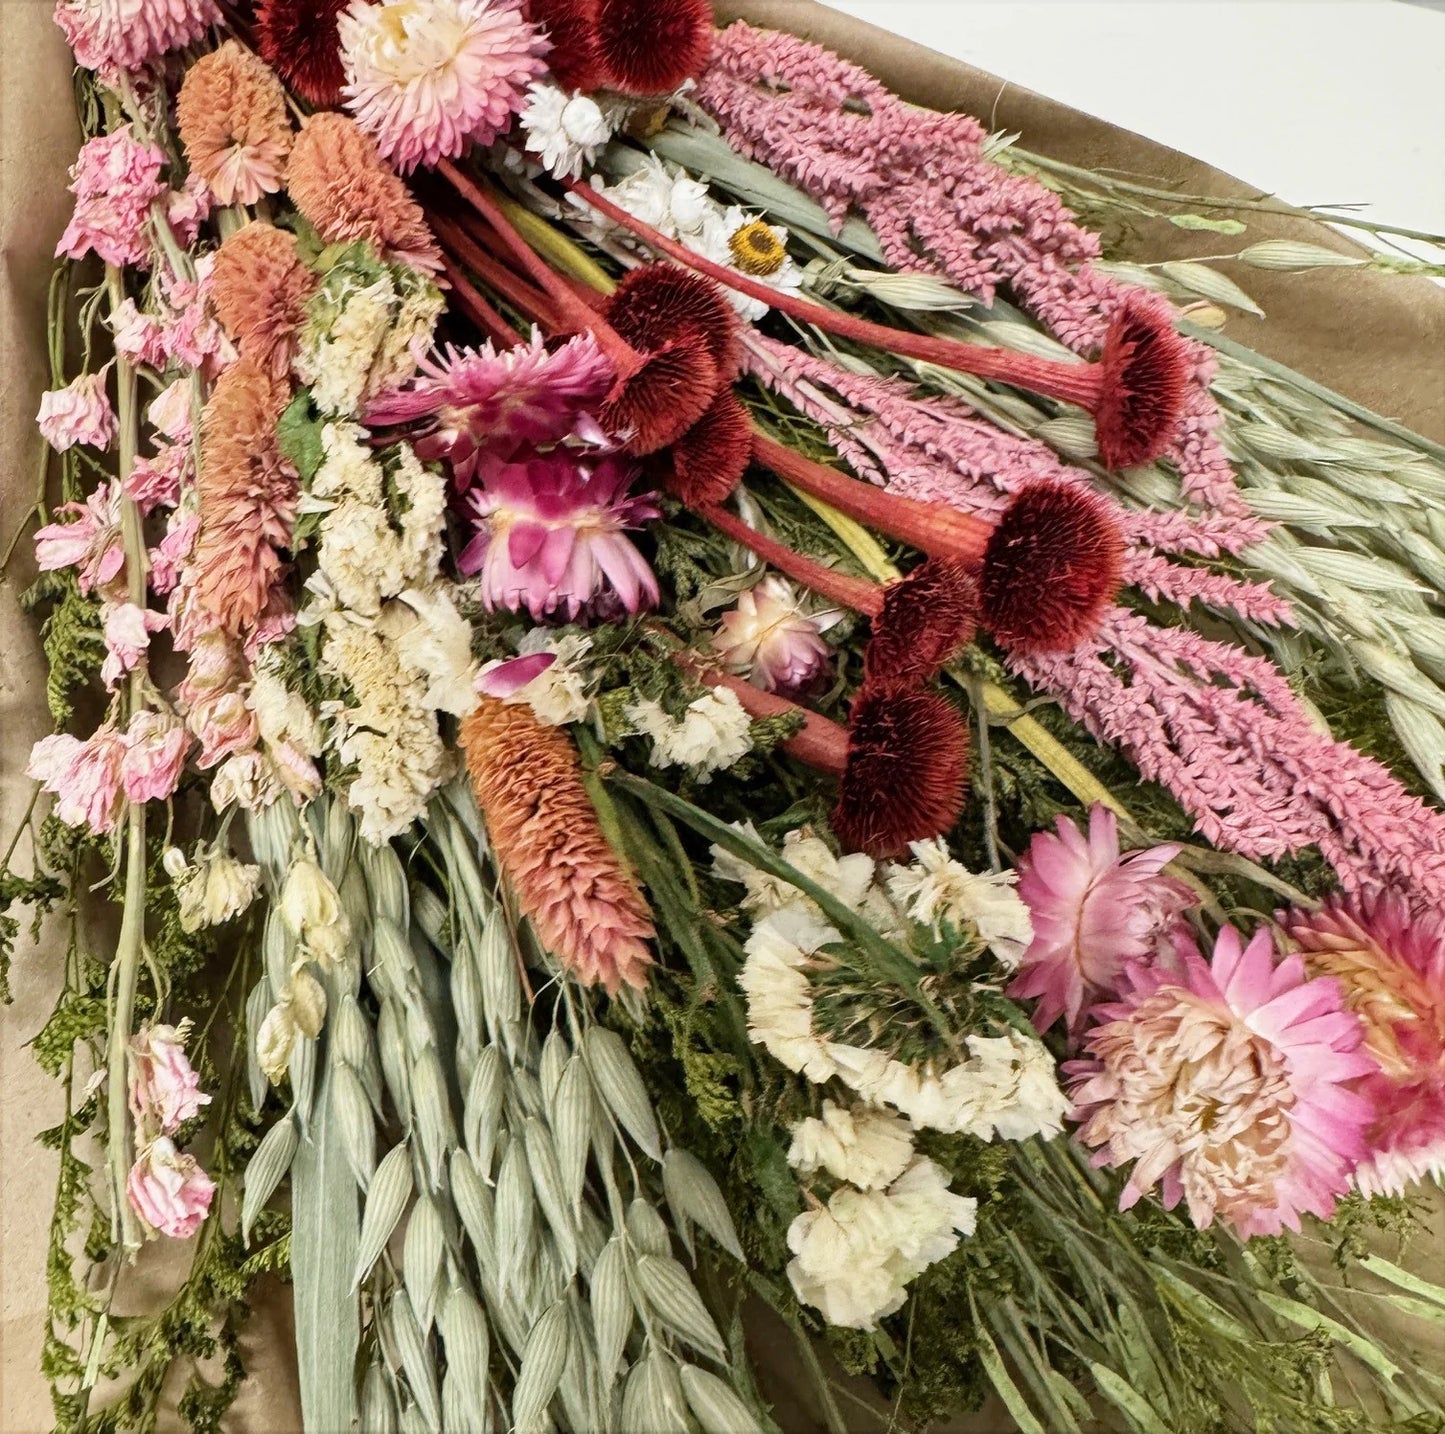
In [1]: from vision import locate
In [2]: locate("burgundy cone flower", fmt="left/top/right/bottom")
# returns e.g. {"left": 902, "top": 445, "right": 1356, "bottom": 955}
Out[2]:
{"left": 256, "top": 0, "right": 352, "bottom": 107}
{"left": 564, "top": 180, "right": 1192, "bottom": 469}
{"left": 606, "top": 263, "right": 741, "bottom": 380}
{"left": 592, "top": 0, "right": 712, "bottom": 95}
{"left": 525, "top": 0, "right": 605, "bottom": 92}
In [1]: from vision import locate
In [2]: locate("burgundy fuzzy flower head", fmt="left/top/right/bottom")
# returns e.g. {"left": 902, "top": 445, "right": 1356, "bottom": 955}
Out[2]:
{"left": 1094, "top": 300, "right": 1191, "bottom": 471}
{"left": 597, "top": 330, "right": 718, "bottom": 455}
{"left": 593, "top": 0, "right": 712, "bottom": 95}
{"left": 525, "top": 0, "right": 605, "bottom": 92}
{"left": 256, "top": 0, "right": 351, "bottom": 108}
{"left": 866, "top": 558, "right": 979, "bottom": 685}
{"left": 833, "top": 682, "right": 969, "bottom": 859}
{"left": 979, "top": 482, "right": 1123, "bottom": 655}
{"left": 649, "top": 388, "right": 752, "bottom": 506}
{"left": 607, "top": 264, "right": 740, "bottom": 380}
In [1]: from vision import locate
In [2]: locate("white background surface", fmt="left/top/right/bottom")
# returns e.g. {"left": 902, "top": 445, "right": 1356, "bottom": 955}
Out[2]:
{"left": 826, "top": 1, "right": 1445, "bottom": 261}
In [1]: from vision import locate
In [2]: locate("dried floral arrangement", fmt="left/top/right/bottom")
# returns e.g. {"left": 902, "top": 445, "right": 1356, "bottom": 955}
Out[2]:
{"left": 6, "top": 1, "right": 1445, "bottom": 1431}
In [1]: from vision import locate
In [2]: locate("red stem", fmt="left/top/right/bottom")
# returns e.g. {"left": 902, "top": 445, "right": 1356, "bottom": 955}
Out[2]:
{"left": 705, "top": 671, "right": 849, "bottom": 776}
{"left": 561, "top": 176, "right": 1105, "bottom": 410}
{"left": 701, "top": 503, "right": 885, "bottom": 618}
{"left": 438, "top": 160, "right": 642, "bottom": 377}
{"left": 439, "top": 258, "right": 519, "bottom": 348}
{"left": 433, "top": 214, "right": 563, "bottom": 330}
{"left": 752, "top": 431, "right": 992, "bottom": 565}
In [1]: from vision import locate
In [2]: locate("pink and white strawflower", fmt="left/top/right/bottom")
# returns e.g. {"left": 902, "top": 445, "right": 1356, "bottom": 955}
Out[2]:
{"left": 461, "top": 450, "right": 660, "bottom": 620}
{"left": 1009, "top": 806, "right": 1195, "bottom": 1033}
{"left": 54, "top": 0, "right": 221, "bottom": 79}
{"left": 713, "top": 575, "right": 839, "bottom": 695}
{"left": 56, "top": 128, "right": 167, "bottom": 269}
{"left": 1284, "top": 892, "right": 1445, "bottom": 1197}
{"left": 27, "top": 726, "right": 127, "bottom": 835}
{"left": 102, "top": 603, "right": 168, "bottom": 690}
{"left": 128, "top": 1021, "right": 211, "bottom": 1135}
{"left": 1067, "top": 924, "right": 1377, "bottom": 1237}
{"left": 338, "top": 0, "right": 547, "bottom": 172}
{"left": 366, "top": 331, "right": 615, "bottom": 485}
{"left": 126, "top": 1136, "right": 216, "bottom": 1240}
{"left": 120, "top": 711, "right": 191, "bottom": 804}
{"left": 37, "top": 372, "right": 117, "bottom": 452}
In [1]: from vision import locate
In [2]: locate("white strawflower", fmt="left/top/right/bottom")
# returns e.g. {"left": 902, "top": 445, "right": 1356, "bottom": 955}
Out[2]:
{"left": 712, "top": 823, "right": 876, "bottom": 923}
{"left": 627, "top": 686, "right": 752, "bottom": 780}
{"left": 786, "top": 1156, "right": 977, "bottom": 1330}
{"left": 737, "top": 907, "right": 841, "bottom": 1084}
{"left": 787, "top": 1102, "right": 914, "bottom": 1191}
{"left": 885, "top": 839, "right": 1034, "bottom": 967}
{"left": 520, "top": 82, "right": 614, "bottom": 179}
{"left": 164, "top": 846, "right": 262, "bottom": 932}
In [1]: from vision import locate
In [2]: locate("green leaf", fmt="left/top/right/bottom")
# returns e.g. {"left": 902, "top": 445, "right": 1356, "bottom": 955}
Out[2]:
{"left": 1086, "top": 1362, "right": 1173, "bottom": 1434}
{"left": 969, "top": 1302, "right": 1046, "bottom": 1434}
{"left": 276, "top": 390, "right": 327, "bottom": 486}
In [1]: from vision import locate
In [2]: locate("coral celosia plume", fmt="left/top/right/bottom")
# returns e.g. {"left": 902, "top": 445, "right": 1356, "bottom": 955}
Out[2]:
{"left": 209, "top": 222, "right": 318, "bottom": 378}
{"left": 461, "top": 696, "right": 655, "bottom": 993}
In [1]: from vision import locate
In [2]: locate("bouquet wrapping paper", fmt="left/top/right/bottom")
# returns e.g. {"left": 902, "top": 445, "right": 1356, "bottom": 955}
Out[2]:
{"left": 1, "top": 3, "right": 1439, "bottom": 1430}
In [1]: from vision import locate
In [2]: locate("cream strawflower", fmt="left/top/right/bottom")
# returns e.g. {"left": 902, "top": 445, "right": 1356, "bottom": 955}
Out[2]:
{"left": 885, "top": 839, "right": 1034, "bottom": 967}
{"left": 713, "top": 575, "right": 839, "bottom": 696}
{"left": 163, "top": 845, "right": 263, "bottom": 932}
{"left": 339, "top": 0, "right": 547, "bottom": 172}
{"left": 787, "top": 1102, "right": 914, "bottom": 1191}
{"left": 627, "top": 687, "right": 752, "bottom": 781}
{"left": 519, "top": 82, "right": 614, "bottom": 180}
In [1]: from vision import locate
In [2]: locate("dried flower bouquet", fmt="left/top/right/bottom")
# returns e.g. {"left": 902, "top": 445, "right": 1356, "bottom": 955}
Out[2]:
{"left": 6, "top": 1, "right": 1445, "bottom": 1431}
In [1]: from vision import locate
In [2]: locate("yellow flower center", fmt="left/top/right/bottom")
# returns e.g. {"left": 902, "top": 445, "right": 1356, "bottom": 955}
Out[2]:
{"left": 728, "top": 221, "right": 788, "bottom": 277}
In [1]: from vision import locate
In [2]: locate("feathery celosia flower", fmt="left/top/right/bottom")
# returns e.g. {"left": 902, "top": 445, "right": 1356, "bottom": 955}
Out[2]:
{"left": 1284, "top": 892, "right": 1445, "bottom": 1196}
{"left": 286, "top": 113, "right": 444, "bottom": 275}
{"left": 1068, "top": 925, "right": 1377, "bottom": 1236}
{"left": 834, "top": 682, "right": 968, "bottom": 859}
{"left": 460, "top": 450, "right": 659, "bottom": 619}
{"left": 366, "top": 330, "right": 614, "bottom": 483}
{"left": 461, "top": 695, "right": 655, "bottom": 992}
{"left": 210, "top": 222, "right": 318, "bottom": 379}
{"left": 56, "top": 128, "right": 166, "bottom": 270}
{"left": 177, "top": 41, "right": 293, "bottom": 206}
{"left": 592, "top": 0, "right": 711, "bottom": 95}
{"left": 256, "top": 0, "right": 351, "bottom": 106}
{"left": 338, "top": 0, "right": 547, "bottom": 172}
{"left": 713, "top": 575, "right": 839, "bottom": 696}
{"left": 54, "top": 0, "right": 220, "bottom": 78}
{"left": 37, "top": 373, "right": 117, "bottom": 452}
{"left": 1009, "top": 806, "right": 1193, "bottom": 1033}
{"left": 193, "top": 357, "right": 299, "bottom": 635}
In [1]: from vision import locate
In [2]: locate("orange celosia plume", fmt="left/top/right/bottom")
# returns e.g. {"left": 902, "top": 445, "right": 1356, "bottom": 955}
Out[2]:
{"left": 461, "top": 697, "right": 655, "bottom": 994}
{"left": 194, "top": 357, "right": 297, "bottom": 635}
{"left": 210, "top": 221, "right": 318, "bottom": 379}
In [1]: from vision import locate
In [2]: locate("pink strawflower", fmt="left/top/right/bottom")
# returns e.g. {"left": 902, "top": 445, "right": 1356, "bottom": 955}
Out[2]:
{"left": 126, "top": 1136, "right": 216, "bottom": 1240}
{"left": 128, "top": 1021, "right": 211, "bottom": 1135}
{"left": 56, "top": 128, "right": 166, "bottom": 270}
{"left": 713, "top": 575, "right": 839, "bottom": 695}
{"left": 1284, "top": 892, "right": 1445, "bottom": 1196}
{"left": 34, "top": 485, "right": 125, "bottom": 595}
{"left": 54, "top": 0, "right": 221, "bottom": 78}
{"left": 338, "top": 0, "right": 548, "bottom": 172}
{"left": 102, "top": 602, "right": 168, "bottom": 690}
{"left": 460, "top": 450, "right": 660, "bottom": 620}
{"left": 37, "top": 373, "right": 117, "bottom": 452}
{"left": 366, "top": 330, "right": 615, "bottom": 484}
{"left": 1009, "top": 806, "right": 1194, "bottom": 1033}
{"left": 27, "top": 726, "right": 128, "bottom": 835}
{"left": 121, "top": 711, "right": 191, "bottom": 803}
{"left": 1067, "top": 924, "right": 1377, "bottom": 1236}
{"left": 112, "top": 299, "right": 169, "bottom": 369}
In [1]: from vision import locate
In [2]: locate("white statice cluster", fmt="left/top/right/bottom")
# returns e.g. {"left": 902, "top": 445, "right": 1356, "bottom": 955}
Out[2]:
{"left": 885, "top": 838, "right": 1034, "bottom": 968}
{"left": 162, "top": 844, "right": 262, "bottom": 933}
{"left": 479, "top": 629, "right": 595, "bottom": 726}
{"left": 786, "top": 1156, "right": 978, "bottom": 1330}
{"left": 576, "top": 156, "right": 804, "bottom": 320}
{"left": 518, "top": 82, "right": 621, "bottom": 180}
{"left": 626, "top": 686, "right": 752, "bottom": 782}
{"left": 295, "top": 260, "right": 444, "bottom": 417}
{"left": 305, "top": 424, "right": 477, "bottom": 843}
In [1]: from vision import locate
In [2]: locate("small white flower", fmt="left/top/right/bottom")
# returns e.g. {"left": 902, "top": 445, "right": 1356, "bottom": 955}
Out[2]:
{"left": 713, "top": 823, "right": 876, "bottom": 923}
{"left": 737, "top": 907, "right": 841, "bottom": 1084}
{"left": 249, "top": 669, "right": 322, "bottom": 757}
{"left": 280, "top": 855, "right": 351, "bottom": 967}
{"left": 788, "top": 1102, "right": 914, "bottom": 1191}
{"left": 390, "top": 587, "right": 479, "bottom": 717}
{"left": 885, "top": 839, "right": 1034, "bottom": 968}
{"left": 627, "top": 686, "right": 752, "bottom": 780}
{"left": 520, "top": 82, "right": 615, "bottom": 180}
{"left": 257, "top": 1001, "right": 297, "bottom": 1085}
{"left": 166, "top": 847, "right": 263, "bottom": 932}
{"left": 478, "top": 629, "right": 594, "bottom": 726}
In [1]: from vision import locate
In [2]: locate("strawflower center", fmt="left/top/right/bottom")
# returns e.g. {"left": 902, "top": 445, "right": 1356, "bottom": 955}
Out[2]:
{"left": 729, "top": 220, "right": 787, "bottom": 277}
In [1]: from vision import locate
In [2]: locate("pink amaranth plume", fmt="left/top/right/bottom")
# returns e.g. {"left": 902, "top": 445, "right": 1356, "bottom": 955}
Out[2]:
{"left": 460, "top": 450, "right": 660, "bottom": 620}
{"left": 365, "top": 330, "right": 615, "bottom": 485}
{"left": 1067, "top": 924, "right": 1378, "bottom": 1237}
{"left": 1009, "top": 806, "right": 1195, "bottom": 1035}
{"left": 1283, "top": 891, "right": 1445, "bottom": 1197}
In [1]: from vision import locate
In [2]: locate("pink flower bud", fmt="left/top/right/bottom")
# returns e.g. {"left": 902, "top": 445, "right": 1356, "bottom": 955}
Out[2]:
{"left": 128, "top": 1022, "right": 211, "bottom": 1134}
{"left": 126, "top": 1137, "right": 216, "bottom": 1240}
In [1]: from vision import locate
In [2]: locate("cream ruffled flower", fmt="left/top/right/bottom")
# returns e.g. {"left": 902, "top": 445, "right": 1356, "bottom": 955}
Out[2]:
{"left": 388, "top": 587, "right": 480, "bottom": 717}
{"left": 163, "top": 845, "right": 263, "bottom": 932}
{"left": 788, "top": 1102, "right": 914, "bottom": 1191}
{"left": 786, "top": 1156, "right": 977, "bottom": 1330}
{"left": 627, "top": 687, "right": 752, "bottom": 781}
{"left": 712, "top": 824, "right": 879, "bottom": 925}
{"left": 737, "top": 907, "right": 842, "bottom": 1084}
{"left": 886, "top": 839, "right": 1034, "bottom": 967}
